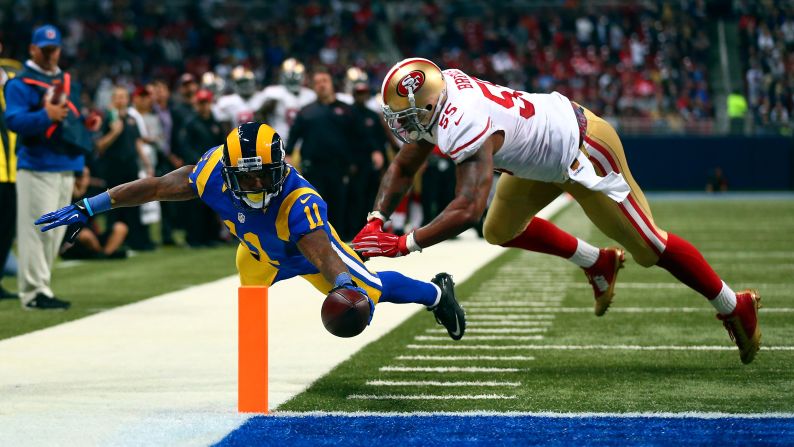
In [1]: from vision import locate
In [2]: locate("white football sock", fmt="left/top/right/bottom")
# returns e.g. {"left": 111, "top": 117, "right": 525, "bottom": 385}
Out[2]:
{"left": 428, "top": 283, "right": 442, "bottom": 308}
{"left": 568, "top": 239, "right": 600, "bottom": 268}
{"left": 711, "top": 281, "right": 737, "bottom": 315}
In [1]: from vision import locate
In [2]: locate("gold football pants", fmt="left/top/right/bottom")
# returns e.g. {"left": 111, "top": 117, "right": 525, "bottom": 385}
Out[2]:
{"left": 483, "top": 107, "right": 668, "bottom": 267}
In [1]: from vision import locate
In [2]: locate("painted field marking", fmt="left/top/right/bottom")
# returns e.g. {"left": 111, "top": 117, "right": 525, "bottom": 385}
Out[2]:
{"left": 406, "top": 344, "right": 794, "bottom": 351}
{"left": 469, "top": 321, "right": 554, "bottom": 327}
{"left": 380, "top": 366, "right": 524, "bottom": 373}
{"left": 463, "top": 301, "right": 567, "bottom": 307}
{"left": 414, "top": 335, "right": 544, "bottom": 341}
{"left": 395, "top": 355, "right": 535, "bottom": 361}
{"left": 468, "top": 314, "right": 557, "bottom": 320}
{"left": 365, "top": 380, "right": 521, "bottom": 387}
{"left": 461, "top": 303, "right": 563, "bottom": 309}
{"left": 471, "top": 307, "right": 794, "bottom": 313}
{"left": 347, "top": 394, "right": 518, "bottom": 400}
{"left": 425, "top": 328, "right": 548, "bottom": 334}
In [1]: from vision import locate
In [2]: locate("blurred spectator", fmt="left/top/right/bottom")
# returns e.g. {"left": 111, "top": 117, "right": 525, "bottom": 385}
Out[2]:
{"left": 212, "top": 66, "right": 258, "bottom": 130}
{"left": 727, "top": 89, "right": 748, "bottom": 134}
{"left": 347, "top": 81, "right": 387, "bottom": 235}
{"left": 128, "top": 85, "right": 160, "bottom": 246}
{"left": 286, "top": 67, "right": 364, "bottom": 239}
{"left": 255, "top": 58, "right": 317, "bottom": 144}
{"left": 0, "top": 54, "right": 20, "bottom": 300}
{"left": 176, "top": 89, "right": 223, "bottom": 247}
{"left": 5, "top": 25, "right": 94, "bottom": 310}
{"left": 706, "top": 167, "right": 728, "bottom": 193}
{"left": 60, "top": 167, "right": 128, "bottom": 260}
{"left": 738, "top": 1, "right": 793, "bottom": 136}
{"left": 151, "top": 78, "right": 180, "bottom": 245}
{"left": 171, "top": 73, "right": 198, "bottom": 157}
{"left": 95, "top": 85, "right": 152, "bottom": 251}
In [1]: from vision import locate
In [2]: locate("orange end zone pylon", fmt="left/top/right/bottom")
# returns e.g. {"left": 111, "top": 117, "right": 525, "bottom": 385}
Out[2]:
{"left": 238, "top": 286, "right": 268, "bottom": 413}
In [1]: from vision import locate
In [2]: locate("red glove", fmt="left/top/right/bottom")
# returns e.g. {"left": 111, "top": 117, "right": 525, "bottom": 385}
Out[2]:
{"left": 353, "top": 215, "right": 385, "bottom": 244}
{"left": 353, "top": 232, "right": 410, "bottom": 258}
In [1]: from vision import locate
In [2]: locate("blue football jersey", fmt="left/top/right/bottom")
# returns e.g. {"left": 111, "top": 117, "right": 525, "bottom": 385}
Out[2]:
{"left": 187, "top": 145, "right": 344, "bottom": 283}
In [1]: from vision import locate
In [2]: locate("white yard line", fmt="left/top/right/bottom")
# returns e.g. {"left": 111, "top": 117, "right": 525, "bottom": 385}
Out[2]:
{"left": 347, "top": 394, "right": 518, "bottom": 400}
{"left": 469, "top": 321, "right": 553, "bottom": 327}
{"left": 395, "top": 355, "right": 535, "bottom": 361}
{"left": 425, "top": 328, "right": 548, "bottom": 334}
{"left": 380, "top": 366, "right": 524, "bottom": 373}
{"left": 365, "top": 380, "right": 521, "bottom": 387}
{"left": 414, "top": 335, "right": 545, "bottom": 341}
{"left": 406, "top": 344, "right": 794, "bottom": 351}
{"left": 473, "top": 308, "right": 794, "bottom": 314}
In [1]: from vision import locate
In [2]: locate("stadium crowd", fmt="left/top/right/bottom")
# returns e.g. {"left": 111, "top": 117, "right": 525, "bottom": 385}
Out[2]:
{"left": 0, "top": 0, "right": 786, "bottom": 305}
{"left": 390, "top": 0, "right": 714, "bottom": 132}
{"left": 737, "top": 0, "right": 794, "bottom": 136}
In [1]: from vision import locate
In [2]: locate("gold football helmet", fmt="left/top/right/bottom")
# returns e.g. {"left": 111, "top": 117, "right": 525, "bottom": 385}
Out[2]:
{"left": 380, "top": 58, "right": 446, "bottom": 144}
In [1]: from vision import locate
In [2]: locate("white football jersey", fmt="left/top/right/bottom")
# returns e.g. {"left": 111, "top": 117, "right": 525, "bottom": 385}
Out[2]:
{"left": 251, "top": 85, "right": 316, "bottom": 142}
{"left": 427, "top": 69, "right": 580, "bottom": 183}
{"left": 212, "top": 93, "right": 258, "bottom": 128}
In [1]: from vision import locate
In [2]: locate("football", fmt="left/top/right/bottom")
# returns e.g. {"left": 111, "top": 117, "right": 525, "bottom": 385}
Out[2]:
{"left": 321, "top": 288, "right": 370, "bottom": 338}
{"left": 44, "top": 83, "right": 66, "bottom": 106}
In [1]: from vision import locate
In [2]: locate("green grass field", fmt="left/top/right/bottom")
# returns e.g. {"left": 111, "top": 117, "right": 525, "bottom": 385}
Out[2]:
{"left": 2, "top": 197, "right": 792, "bottom": 414}
{"left": 279, "top": 198, "right": 794, "bottom": 413}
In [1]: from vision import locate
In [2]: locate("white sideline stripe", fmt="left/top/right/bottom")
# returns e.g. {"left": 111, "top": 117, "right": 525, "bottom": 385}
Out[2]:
{"left": 366, "top": 380, "right": 521, "bottom": 387}
{"left": 469, "top": 321, "right": 553, "bottom": 327}
{"left": 267, "top": 410, "right": 794, "bottom": 419}
{"left": 395, "top": 355, "right": 535, "bottom": 361}
{"left": 406, "top": 344, "right": 794, "bottom": 351}
{"left": 425, "top": 328, "right": 548, "bottom": 334}
{"left": 331, "top": 243, "right": 382, "bottom": 286}
{"left": 415, "top": 335, "right": 544, "bottom": 341}
{"left": 347, "top": 394, "right": 518, "bottom": 400}
{"left": 474, "top": 307, "right": 794, "bottom": 313}
{"left": 468, "top": 314, "right": 556, "bottom": 320}
{"left": 380, "top": 366, "right": 523, "bottom": 372}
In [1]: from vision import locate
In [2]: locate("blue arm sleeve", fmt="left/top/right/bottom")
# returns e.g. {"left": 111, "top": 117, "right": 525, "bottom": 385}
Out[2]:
{"left": 287, "top": 193, "right": 329, "bottom": 243}
{"left": 4, "top": 80, "right": 52, "bottom": 136}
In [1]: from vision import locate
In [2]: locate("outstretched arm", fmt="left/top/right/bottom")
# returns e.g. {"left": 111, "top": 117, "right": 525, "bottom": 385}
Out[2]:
{"left": 107, "top": 165, "right": 197, "bottom": 207}
{"left": 296, "top": 229, "right": 350, "bottom": 286}
{"left": 354, "top": 132, "right": 502, "bottom": 257}
{"left": 371, "top": 140, "right": 434, "bottom": 217}
{"left": 413, "top": 139, "right": 495, "bottom": 248}
{"left": 36, "top": 166, "right": 198, "bottom": 240}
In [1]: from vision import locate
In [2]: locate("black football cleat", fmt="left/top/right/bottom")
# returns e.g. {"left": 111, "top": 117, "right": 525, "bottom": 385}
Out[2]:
{"left": 429, "top": 273, "right": 466, "bottom": 340}
{"left": 24, "top": 293, "right": 71, "bottom": 311}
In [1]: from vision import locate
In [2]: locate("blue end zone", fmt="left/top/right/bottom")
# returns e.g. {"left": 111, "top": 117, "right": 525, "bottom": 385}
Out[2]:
{"left": 215, "top": 415, "right": 794, "bottom": 446}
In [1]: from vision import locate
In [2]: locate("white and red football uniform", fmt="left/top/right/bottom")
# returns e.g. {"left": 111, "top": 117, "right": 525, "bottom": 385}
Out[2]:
{"left": 251, "top": 85, "right": 316, "bottom": 142}
{"left": 212, "top": 93, "right": 259, "bottom": 128}
{"left": 425, "top": 69, "right": 629, "bottom": 201}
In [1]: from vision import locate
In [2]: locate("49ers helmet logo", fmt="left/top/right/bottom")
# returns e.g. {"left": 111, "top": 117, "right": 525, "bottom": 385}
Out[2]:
{"left": 396, "top": 70, "right": 425, "bottom": 97}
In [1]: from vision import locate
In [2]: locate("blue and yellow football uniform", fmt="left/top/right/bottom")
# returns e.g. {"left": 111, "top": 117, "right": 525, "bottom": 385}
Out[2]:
{"left": 187, "top": 145, "right": 384, "bottom": 302}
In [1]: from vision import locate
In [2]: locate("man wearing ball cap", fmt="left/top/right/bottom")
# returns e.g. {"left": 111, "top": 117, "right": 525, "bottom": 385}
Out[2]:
{"left": 4, "top": 24, "right": 98, "bottom": 310}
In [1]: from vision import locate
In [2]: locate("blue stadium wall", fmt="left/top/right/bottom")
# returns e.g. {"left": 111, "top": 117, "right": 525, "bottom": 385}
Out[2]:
{"left": 622, "top": 136, "right": 794, "bottom": 190}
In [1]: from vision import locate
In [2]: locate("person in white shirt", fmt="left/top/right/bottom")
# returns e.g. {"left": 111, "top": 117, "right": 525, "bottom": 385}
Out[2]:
{"left": 252, "top": 58, "right": 316, "bottom": 143}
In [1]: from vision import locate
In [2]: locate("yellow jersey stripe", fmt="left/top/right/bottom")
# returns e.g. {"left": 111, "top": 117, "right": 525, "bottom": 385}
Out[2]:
{"left": 8, "top": 132, "right": 16, "bottom": 183}
{"left": 225, "top": 129, "right": 242, "bottom": 165}
{"left": 256, "top": 124, "right": 276, "bottom": 164}
{"left": 276, "top": 187, "right": 321, "bottom": 241}
{"left": 301, "top": 272, "right": 381, "bottom": 304}
{"left": 196, "top": 146, "right": 224, "bottom": 197}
